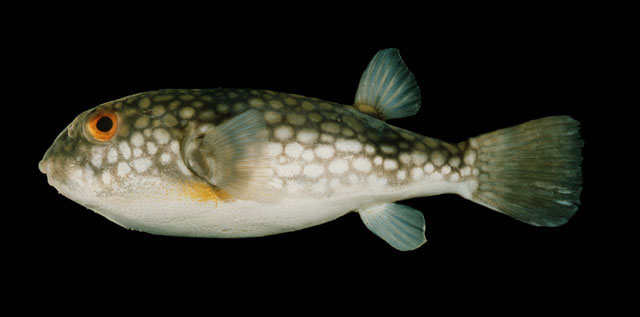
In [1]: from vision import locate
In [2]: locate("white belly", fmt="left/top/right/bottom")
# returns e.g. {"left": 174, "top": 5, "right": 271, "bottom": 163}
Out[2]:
{"left": 88, "top": 178, "right": 473, "bottom": 238}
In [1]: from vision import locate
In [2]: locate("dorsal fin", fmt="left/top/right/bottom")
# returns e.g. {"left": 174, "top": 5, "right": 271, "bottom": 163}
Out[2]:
{"left": 353, "top": 48, "right": 421, "bottom": 120}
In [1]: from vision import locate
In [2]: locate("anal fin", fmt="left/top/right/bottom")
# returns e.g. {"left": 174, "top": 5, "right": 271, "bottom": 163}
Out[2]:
{"left": 358, "top": 203, "right": 426, "bottom": 251}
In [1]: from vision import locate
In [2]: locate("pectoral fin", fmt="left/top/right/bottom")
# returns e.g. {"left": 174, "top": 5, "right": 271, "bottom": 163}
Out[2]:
{"left": 358, "top": 203, "right": 426, "bottom": 251}
{"left": 182, "top": 109, "right": 274, "bottom": 202}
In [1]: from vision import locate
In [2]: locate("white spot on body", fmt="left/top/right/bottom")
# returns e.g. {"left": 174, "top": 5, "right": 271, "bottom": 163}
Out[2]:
{"left": 399, "top": 152, "right": 411, "bottom": 164}
{"left": 320, "top": 134, "right": 334, "bottom": 143}
{"left": 160, "top": 153, "right": 171, "bottom": 165}
{"left": 146, "top": 142, "right": 157, "bottom": 155}
{"left": 152, "top": 105, "right": 166, "bottom": 117}
{"left": 353, "top": 157, "right": 372, "bottom": 172}
{"left": 135, "top": 116, "right": 150, "bottom": 129}
{"left": 314, "top": 145, "right": 335, "bottom": 159}
{"left": 308, "top": 112, "right": 323, "bottom": 122}
{"left": 335, "top": 138, "right": 362, "bottom": 153}
{"left": 449, "top": 157, "right": 461, "bottom": 168}
{"left": 464, "top": 150, "right": 477, "bottom": 165}
{"left": 365, "top": 144, "right": 376, "bottom": 155}
{"left": 432, "top": 151, "right": 445, "bottom": 166}
{"left": 274, "top": 126, "right": 294, "bottom": 141}
{"left": 278, "top": 163, "right": 301, "bottom": 177}
{"left": 397, "top": 170, "right": 407, "bottom": 181}
{"left": 425, "top": 163, "right": 435, "bottom": 174}
{"left": 249, "top": 98, "right": 265, "bottom": 107}
{"left": 268, "top": 99, "right": 284, "bottom": 109}
{"left": 170, "top": 141, "right": 180, "bottom": 154}
{"left": 107, "top": 148, "right": 118, "bottom": 163}
{"left": 380, "top": 144, "right": 397, "bottom": 155}
{"left": 284, "top": 142, "right": 304, "bottom": 158}
{"left": 117, "top": 162, "right": 131, "bottom": 176}
{"left": 179, "top": 107, "right": 195, "bottom": 119}
{"left": 461, "top": 166, "right": 471, "bottom": 177}
{"left": 119, "top": 142, "right": 131, "bottom": 160}
{"left": 383, "top": 159, "right": 398, "bottom": 171}
{"left": 450, "top": 173, "right": 460, "bottom": 182}
{"left": 302, "top": 149, "right": 315, "bottom": 161}
{"left": 328, "top": 159, "right": 349, "bottom": 174}
{"left": 469, "top": 138, "right": 479, "bottom": 148}
{"left": 133, "top": 158, "right": 152, "bottom": 172}
{"left": 303, "top": 164, "right": 324, "bottom": 178}
{"left": 411, "top": 151, "right": 427, "bottom": 165}
{"left": 283, "top": 97, "right": 297, "bottom": 106}
{"left": 321, "top": 122, "right": 341, "bottom": 134}
{"left": 138, "top": 98, "right": 151, "bottom": 109}
{"left": 297, "top": 129, "right": 319, "bottom": 144}
{"left": 133, "top": 148, "right": 142, "bottom": 158}
{"left": 373, "top": 156, "right": 383, "bottom": 166}
{"left": 131, "top": 132, "right": 144, "bottom": 148}
{"left": 301, "top": 101, "right": 315, "bottom": 111}
{"left": 411, "top": 167, "right": 424, "bottom": 180}
{"left": 286, "top": 113, "right": 306, "bottom": 126}
{"left": 268, "top": 143, "right": 283, "bottom": 156}
{"left": 424, "top": 137, "right": 439, "bottom": 148}
{"left": 101, "top": 171, "right": 112, "bottom": 186}
{"left": 264, "top": 111, "right": 282, "bottom": 124}
{"left": 442, "top": 165, "right": 452, "bottom": 175}
{"left": 91, "top": 147, "right": 105, "bottom": 168}
{"left": 153, "top": 129, "right": 171, "bottom": 145}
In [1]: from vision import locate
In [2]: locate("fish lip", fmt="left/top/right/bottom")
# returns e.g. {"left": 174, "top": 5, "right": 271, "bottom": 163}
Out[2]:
{"left": 38, "top": 159, "right": 48, "bottom": 174}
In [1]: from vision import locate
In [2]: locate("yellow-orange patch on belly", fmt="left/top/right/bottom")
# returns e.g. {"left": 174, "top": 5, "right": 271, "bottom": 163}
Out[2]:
{"left": 181, "top": 181, "right": 232, "bottom": 206}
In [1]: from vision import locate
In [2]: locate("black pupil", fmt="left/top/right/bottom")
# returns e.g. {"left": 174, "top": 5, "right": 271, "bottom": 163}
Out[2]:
{"left": 96, "top": 116, "right": 113, "bottom": 132}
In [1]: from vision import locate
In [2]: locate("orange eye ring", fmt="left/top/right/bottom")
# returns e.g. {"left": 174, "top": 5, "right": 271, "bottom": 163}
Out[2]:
{"left": 86, "top": 111, "right": 118, "bottom": 142}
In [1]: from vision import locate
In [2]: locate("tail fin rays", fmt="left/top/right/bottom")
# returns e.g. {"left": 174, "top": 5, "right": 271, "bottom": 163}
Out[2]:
{"left": 468, "top": 116, "right": 583, "bottom": 227}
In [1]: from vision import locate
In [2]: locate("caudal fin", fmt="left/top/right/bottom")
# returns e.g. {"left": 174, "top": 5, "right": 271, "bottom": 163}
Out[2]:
{"left": 468, "top": 116, "right": 583, "bottom": 227}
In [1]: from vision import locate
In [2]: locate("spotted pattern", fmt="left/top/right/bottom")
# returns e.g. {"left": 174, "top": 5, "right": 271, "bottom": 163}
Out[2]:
{"left": 44, "top": 88, "right": 477, "bottom": 200}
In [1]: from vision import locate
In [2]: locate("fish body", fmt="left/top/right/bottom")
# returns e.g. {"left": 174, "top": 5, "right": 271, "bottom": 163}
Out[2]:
{"left": 40, "top": 49, "right": 583, "bottom": 250}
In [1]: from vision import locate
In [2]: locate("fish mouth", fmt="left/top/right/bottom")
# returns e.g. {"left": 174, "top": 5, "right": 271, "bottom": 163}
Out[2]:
{"left": 38, "top": 159, "right": 49, "bottom": 174}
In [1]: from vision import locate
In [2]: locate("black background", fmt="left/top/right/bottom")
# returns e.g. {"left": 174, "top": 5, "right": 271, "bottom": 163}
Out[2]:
{"left": 14, "top": 10, "right": 619, "bottom": 304}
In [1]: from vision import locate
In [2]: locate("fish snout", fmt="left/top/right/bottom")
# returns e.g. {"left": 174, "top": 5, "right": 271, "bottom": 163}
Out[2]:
{"left": 39, "top": 159, "right": 50, "bottom": 174}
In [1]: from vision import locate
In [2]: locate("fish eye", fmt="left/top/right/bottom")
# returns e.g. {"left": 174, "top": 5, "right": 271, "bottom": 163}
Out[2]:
{"left": 86, "top": 111, "right": 118, "bottom": 142}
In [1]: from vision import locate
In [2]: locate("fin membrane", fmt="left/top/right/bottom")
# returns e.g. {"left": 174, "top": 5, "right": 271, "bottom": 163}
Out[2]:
{"left": 182, "top": 109, "right": 273, "bottom": 202}
{"left": 469, "top": 116, "right": 583, "bottom": 226}
{"left": 354, "top": 48, "right": 421, "bottom": 120}
{"left": 359, "top": 203, "right": 426, "bottom": 251}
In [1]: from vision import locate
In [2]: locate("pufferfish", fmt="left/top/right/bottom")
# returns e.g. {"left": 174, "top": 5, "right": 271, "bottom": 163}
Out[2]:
{"left": 39, "top": 48, "right": 583, "bottom": 251}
